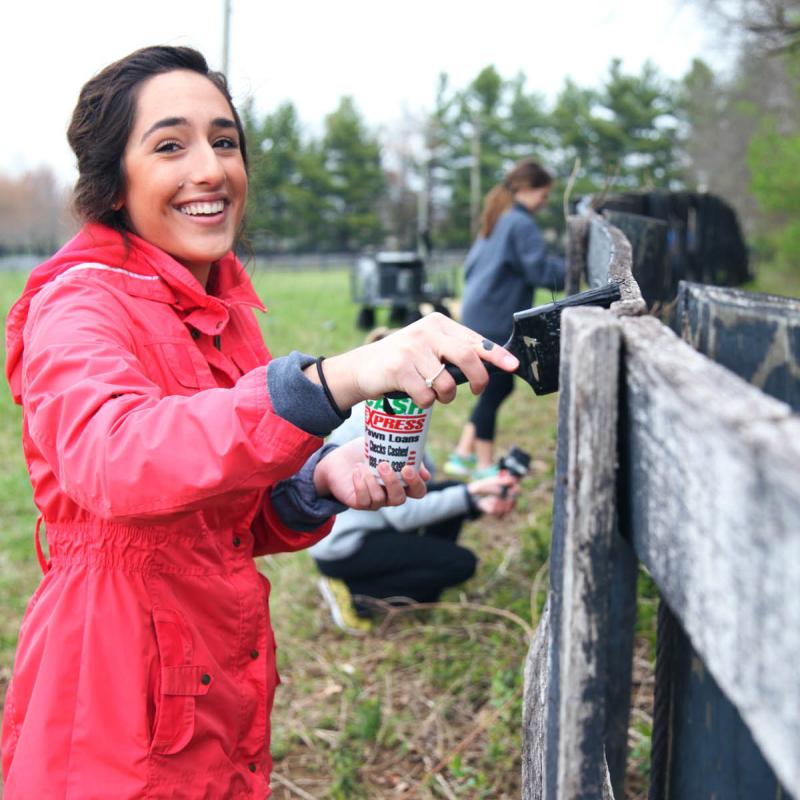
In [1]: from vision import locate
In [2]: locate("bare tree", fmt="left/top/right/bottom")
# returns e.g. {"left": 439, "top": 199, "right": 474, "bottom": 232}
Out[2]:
{"left": 695, "top": 0, "right": 800, "bottom": 52}
{"left": 0, "top": 168, "right": 73, "bottom": 254}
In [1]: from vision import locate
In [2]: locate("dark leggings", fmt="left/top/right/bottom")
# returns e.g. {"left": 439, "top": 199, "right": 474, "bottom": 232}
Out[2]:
{"left": 314, "top": 485, "right": 477, "bottom": 613}
{"left": 469, "top": 370, "right": 515, "bottom": 441}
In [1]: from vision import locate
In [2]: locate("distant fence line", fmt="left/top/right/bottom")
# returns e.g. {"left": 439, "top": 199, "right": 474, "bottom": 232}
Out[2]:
{"left": 0, "top": 255, "right": 41, "bottom": 272}
{"left": 250, "top": 250, "right": 468, "bottom": 273}
{"left": 0, "top": 251, "right": 469, "bottom": 274}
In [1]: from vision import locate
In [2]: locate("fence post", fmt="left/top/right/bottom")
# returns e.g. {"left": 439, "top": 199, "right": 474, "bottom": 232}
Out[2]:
{"left": 523, "top": 306, "right": 622, "bottom": 800}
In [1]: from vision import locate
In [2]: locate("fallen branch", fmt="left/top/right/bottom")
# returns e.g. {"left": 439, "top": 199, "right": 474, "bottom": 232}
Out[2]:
{"left": 366, "top": 599, "right": 535, "bottom": 639}
{"left": 271, "top": 771, "right": 320, "bottom": 800}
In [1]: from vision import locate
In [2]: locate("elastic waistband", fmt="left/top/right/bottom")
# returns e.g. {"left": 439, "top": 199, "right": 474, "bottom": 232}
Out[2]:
{"left": 42, "top": 520, "right": 246, "bottom": 575}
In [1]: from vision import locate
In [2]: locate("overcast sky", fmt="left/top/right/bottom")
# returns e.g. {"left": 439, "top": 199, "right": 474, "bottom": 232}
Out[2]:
{"left": 3, "top": 0, "right": 731, "bottom": 185}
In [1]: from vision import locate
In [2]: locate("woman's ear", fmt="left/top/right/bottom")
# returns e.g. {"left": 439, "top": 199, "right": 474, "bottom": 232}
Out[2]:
{"left": 111, "top": 197, "right": 123, "bottom": 211}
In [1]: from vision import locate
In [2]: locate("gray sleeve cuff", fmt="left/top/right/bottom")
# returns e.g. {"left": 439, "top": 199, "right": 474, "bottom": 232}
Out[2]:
{"left": 464, "top": 485, "right": 482, "bottom": 520}
{"left": 271, "top": 444, "right": 348, "bottom": 531}
{"left": 267, "top": 351, "right": 350, "bottom": 437}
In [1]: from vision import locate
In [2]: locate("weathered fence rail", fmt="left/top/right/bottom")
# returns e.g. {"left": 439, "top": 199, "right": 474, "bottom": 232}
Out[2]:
{"left": 672, "top": 281, "right": 800, "bottom": 412}
{"left": 523, "top": 212, "right": 800, "bottom": 799}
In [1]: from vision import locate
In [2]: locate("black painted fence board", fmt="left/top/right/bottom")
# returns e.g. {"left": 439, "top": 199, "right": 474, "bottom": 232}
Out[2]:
{"left": 620, "top": 314, "right": 800, "bottom": 795}
{"left": 523, "top": 307, "right": 621, "bottom": 800}
{"left": 603, "top": 210, "right": 669, "bottom": 307}
{"left": 524, "top": 214, "right": 798, "bottom": 799}
{"left": 659, "top": 279, "right": 800, "bottom": 799}
{"left": 673, "top": 281, "right": 800, "bottom": 412}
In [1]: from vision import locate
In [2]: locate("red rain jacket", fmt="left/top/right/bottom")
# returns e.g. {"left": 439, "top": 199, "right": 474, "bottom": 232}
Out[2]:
{"left": 2, "top": 224, "right": 332, "bottom": 798}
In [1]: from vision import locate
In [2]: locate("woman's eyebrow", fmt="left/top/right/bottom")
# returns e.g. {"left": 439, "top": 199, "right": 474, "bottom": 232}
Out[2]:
{"left": 140, "top": 116, "right": 237, "bottom": 144}
{"left": 140, "top": 117, "right": 188, "bottom": 143}
{"left": 211, "top": 117, "right": 237, "bottom": 130}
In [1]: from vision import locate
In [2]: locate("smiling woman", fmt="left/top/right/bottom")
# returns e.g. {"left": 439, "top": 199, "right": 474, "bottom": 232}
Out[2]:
{"left": 120, "top": 70, "right": 248, "bottom": 285}
{"left": 1, "top": 44, "right": 519, "bottom": 799}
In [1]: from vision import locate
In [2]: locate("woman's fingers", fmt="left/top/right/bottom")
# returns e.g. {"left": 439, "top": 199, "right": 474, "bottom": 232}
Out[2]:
{"left": 348, "top": 312, "right": 519, "bottom": 405}
{"left": 410, "top": 315, "right": 518, "bottom": 399}
{"left": 368, "top": 464, "right": 395, "bottom": 508}
{"left": 400, "top": 465, "right": 427, "bottom": 498}
{"left": 350, "top": 465, "right": 375, "bottom": 508}
{"left": 377, "top": 462, "right": 409, "bottom": 506}
{"left": 351, "top": 462, "right": 429, "bottom": 509}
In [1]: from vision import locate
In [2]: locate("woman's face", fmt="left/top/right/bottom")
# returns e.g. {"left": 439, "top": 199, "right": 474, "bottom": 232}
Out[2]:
{"left": 515, "top": 185, "right": 551, "bottom": 214}
{"left": 120, "top": 69, "right": 247, "bottom": 279}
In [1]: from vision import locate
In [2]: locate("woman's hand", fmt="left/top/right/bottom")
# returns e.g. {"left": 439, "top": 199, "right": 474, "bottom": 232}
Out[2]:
{"left": 313, "top": 438, "right": 430, "bottom": 510}
{"left": 467, "top": 472, "right": 520, "bottom": 518}
{"left": 307, "top": 313, "right": 519, "bottom": 411}
{"left": 474, "top": 493, "right": 517, "bottom": 517}
{"left": 467, "top": 472, "right": 519, "bottom": 498}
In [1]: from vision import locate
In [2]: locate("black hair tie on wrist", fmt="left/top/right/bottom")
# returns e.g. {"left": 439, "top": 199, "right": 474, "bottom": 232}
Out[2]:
{"left": 315, "top": 356, "right": 346, "bottom": 418}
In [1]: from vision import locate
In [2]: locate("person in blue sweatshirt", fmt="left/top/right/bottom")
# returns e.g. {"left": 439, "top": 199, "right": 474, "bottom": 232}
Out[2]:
{"left": 444, "top": 159, "right": 566, "bottom": 479}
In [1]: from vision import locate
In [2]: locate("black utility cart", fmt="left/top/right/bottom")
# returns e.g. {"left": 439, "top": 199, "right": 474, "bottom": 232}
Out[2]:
{"left": 351, "top": 251, "right": 457, "bottom": 329}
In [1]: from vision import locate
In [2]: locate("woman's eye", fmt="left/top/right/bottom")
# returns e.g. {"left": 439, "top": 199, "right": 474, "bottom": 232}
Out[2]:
{"left": 213, "top": 137, "right": 239, "bottom": 150}
{"left": 155, "top": 140, "right": 181, "bottom": 154}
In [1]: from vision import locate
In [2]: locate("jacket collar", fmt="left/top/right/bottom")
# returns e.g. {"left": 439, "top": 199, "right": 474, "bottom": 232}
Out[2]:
{"left": 5, "top": 223, "right": 265, "bottom": 403}
{"left": 57, "top": 224, "right": 265, "bottom": 331}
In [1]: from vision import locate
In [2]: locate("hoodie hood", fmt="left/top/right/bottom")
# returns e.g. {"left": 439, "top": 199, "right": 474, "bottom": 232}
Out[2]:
{"left": 5, "top": 222, "right": 263, "bottom": 405}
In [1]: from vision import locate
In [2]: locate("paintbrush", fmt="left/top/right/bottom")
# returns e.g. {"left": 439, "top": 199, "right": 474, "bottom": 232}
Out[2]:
{"left": 385, "top": 282, "right": 621, "bottom": 405}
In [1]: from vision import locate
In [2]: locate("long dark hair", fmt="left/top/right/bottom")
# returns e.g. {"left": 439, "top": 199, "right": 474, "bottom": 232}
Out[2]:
{"left": 479, "top": 159, "right": 552, "bottom": 238}
{"left": 67, "top": 45, "right": 248, "bottom": 233}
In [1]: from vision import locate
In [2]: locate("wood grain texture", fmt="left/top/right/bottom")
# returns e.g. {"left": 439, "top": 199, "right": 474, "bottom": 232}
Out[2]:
{"left": 565, "top": 215, "right": 589, "bottom": 297}
{"left": 620, "top": 314, "right": 800, "bottom": 793}
{"left": 586, "top": 213, "right": 646, "bottom": 316}
{"left": 522, "top": 307, "right": 622, "bottom": 800}
{"left": 523, "top": 600, "right": 550, "bottom": 800}
{"left": 673, "top": 281, "right": 800, "bottom": 412}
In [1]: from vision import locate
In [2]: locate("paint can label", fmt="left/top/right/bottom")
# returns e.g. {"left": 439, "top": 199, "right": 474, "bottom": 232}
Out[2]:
{"left": 364, "top": 397, "right": 432, "bottom": 484}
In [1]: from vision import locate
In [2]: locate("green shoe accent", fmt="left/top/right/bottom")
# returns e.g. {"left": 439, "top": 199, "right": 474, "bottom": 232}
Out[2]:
{"left": 443, "top": 453, "right": 476, "bottom": 478}
{"left": 472, "top": 464, "right": 500, "bottom": 480}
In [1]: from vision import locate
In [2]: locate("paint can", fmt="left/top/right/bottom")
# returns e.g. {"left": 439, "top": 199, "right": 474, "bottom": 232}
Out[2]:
{"left": 364, "top": 396, "right": 432, "bottom": 484}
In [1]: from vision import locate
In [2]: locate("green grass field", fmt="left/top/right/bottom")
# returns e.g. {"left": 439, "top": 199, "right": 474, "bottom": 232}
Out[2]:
{"left": 0, "top": 258, "right": 796, "bottom": 798}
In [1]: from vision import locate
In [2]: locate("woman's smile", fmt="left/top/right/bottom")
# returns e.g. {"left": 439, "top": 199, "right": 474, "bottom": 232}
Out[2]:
{"left": 177, "top": 198, "right": 227, "bottom": 218}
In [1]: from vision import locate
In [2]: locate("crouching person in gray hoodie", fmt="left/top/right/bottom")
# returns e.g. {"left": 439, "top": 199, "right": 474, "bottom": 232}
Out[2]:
{"left": 310, "top": 396, "right": 519, "bottom": 634}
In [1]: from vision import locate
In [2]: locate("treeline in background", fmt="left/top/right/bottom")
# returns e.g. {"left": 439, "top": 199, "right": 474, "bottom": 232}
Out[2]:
{"left": 2, "top": 0, "right": 798, "bottom": 276}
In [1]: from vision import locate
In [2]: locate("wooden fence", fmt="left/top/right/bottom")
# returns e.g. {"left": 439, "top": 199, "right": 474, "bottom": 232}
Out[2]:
{"left": 523, "top": 212, "right": 800, "bottom": 799}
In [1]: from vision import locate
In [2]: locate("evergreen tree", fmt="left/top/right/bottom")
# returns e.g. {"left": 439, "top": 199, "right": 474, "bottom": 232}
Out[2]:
{"left": 437, "top": 66, "right": 553, "bottom": 247}
{"left": 552, "top": 60, "right": 679, "bottom": 193}
{"left": 321, "top": 97, "right": 386, "bottom": 251}
{"left": 242, "top": 101, "right": 333, "bottom": 252}
{"left": 600, "top": 59, "right": 679, "bottom": 187}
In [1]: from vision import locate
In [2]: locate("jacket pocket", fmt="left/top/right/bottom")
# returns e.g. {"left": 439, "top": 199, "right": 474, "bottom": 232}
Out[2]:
{"left": 149, "top": 606, "right": 212, "bottom": 755}
{"left": 144, "top": 340, "right": 215, "bottom": 391}
{"left": 157, "top": 342, "right": 201, "bottom": 389}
